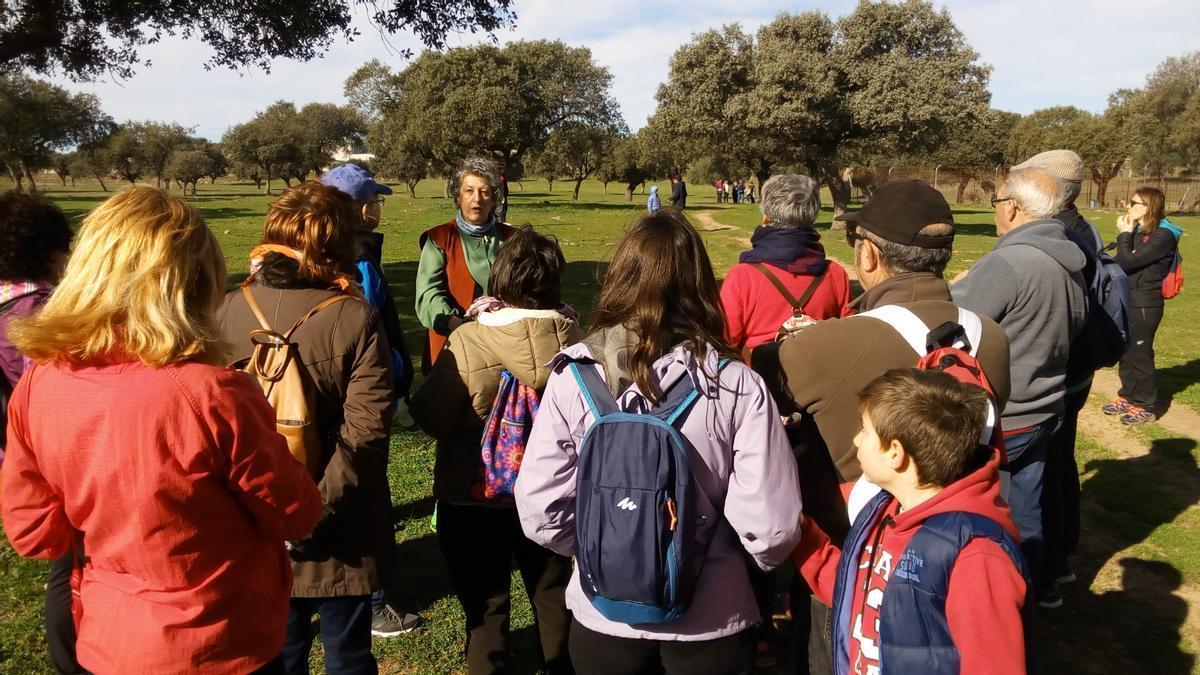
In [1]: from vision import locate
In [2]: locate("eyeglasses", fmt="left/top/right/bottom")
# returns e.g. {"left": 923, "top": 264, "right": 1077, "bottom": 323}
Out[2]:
{"left": 370, "top": 196, "right": 386, "bottom": 206}
{"left": 991, "top": 195, "right": 1014, "bottom": 208}
{"left": 845, "top": 224, "right": 863, "bottom": 248}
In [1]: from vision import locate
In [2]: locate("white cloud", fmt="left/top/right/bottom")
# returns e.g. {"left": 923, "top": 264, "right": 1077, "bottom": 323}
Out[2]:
{"left": 45, "top": 0, "right": 1200, "bottom": 140}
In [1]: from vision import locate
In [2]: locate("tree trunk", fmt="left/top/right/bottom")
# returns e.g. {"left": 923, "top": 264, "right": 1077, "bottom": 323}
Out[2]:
{"left": 444, "top": 176, "right": 452, "bottom": 199}
{"left": 1095, "top": 175, "right": 1110, "bottom": 208}
{"left": 572, "top": 178, "right": 584, "bottom": 201}
{"left": 266, "top": 174, "right": 272, "bottom": 195}
{"left": 94, "top": 173, "right": 109, "bottom": 191}
{"left": 955, "top": 173, "right": 973, "bottom": 205}
{"left": 22, "top": 162, "right": 38, "bottom": 192}
{"left": 58, "top": 174, "right": 67, "bottom": 186}
{"left": 546, "top": 178, "right": 554, "bottom": 191}
{"left": 6, "top": 162, "right": 23, "bottom": 191}
{"left": 601, "top": 181, "right": 609, "bottom": 194}
{"left": 407, "top": 180, "right": 418, "bottom": 198}
{"left": 815, "top": 157, "right": 850, "bottom": 227}
{"left": 754, "top": 158, "right": 771, "bottom": 193}
{"left": 624, "top": 184, "right": 634, "bottom": 201}
{"left": 70, "top": 177, "right": 75, "bottom": 187}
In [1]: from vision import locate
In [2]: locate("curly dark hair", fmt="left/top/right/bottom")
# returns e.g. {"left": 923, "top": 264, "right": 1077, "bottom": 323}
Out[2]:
{"left": 0, "top": 191, "right": 74, "bottom": 281}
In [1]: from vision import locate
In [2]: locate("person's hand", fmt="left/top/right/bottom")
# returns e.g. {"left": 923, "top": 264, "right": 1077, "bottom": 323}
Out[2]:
{"left": 446, "top": 315, "right": 466, "bottom": 332}
{"left": 1116, "top": 214, "right": 1135, "bottom": 234}
{"left": 951, "top": 269, "right": 969, "bottom": 284}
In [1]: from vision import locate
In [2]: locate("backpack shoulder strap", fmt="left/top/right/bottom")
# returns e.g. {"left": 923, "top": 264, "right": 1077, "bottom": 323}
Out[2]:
{"left": 241, "top": 285, "right": 275, "bottom": 333}
{"left": 568, "top": 362, "right": 619, "bottom": 418}
{"left": 954, "top": 308, "right": 983, "bottom": 357}
{"left": 750, "top": 263, "right": 826, "bottom": 312}
{"left": 284, "top": 295, "right": 354, "bottom": 340}
{"left": 857, "top": 304, "right": 929, "bottom": 355}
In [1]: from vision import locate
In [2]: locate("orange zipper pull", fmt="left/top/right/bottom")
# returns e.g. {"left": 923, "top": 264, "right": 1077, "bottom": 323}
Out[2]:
{"left": 667, "top": 498, "right": 678, "bottom": 532}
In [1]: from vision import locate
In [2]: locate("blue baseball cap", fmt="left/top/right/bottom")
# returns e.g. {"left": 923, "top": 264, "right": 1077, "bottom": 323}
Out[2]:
{"left": 320, "top": 164, "right": 394, "bottom": 203}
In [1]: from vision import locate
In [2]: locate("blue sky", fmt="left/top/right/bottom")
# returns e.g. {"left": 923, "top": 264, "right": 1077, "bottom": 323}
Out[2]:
{"left": 51, "top": 0, "right": 1200, "bottom": 141}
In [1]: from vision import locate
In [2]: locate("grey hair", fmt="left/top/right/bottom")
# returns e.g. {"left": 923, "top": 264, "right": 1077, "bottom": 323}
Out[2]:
{"left": 1005, "top": 168, "right": 1062, "bottom": 219}
{"left": 761, "top": 174, "right": 821, "bottom": 229}
{"left": 450, "top": 156, "right": 502, "bottom": 206}
{"left": 1059, "top": 179, "right": 1081, "bottom": 210}
{"left": 862, "top": 225, "right": 953, "bottom": 277}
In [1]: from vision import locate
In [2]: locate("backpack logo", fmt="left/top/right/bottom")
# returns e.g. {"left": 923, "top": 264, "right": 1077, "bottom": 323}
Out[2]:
{"left": 616, "top": 497, "right": 639, "bottom": 511}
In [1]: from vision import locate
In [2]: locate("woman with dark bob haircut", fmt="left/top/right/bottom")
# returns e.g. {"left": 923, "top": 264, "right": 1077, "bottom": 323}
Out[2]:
{"left": 412, "top": 226, "right": 581, "bottom": 674}
{"left": 0, "top": 191, "right": 76, "bottom": 672}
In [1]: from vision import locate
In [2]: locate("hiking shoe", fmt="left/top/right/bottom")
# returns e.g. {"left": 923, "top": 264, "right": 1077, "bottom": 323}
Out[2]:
{"left": 1037, "top": 587, "right": 1064, "bottom": 609}
{"left": 394, "top": 397, "right": 416, "bottom": 429}
{"left": 371, "top": 603, "right": 420, "bottom": 637}
{"left": 1120, "top": 406, "right": 1156, "bottom": 425}
{"left": 1101, "top": 397, "right": 1132, "bottom": 415}
{"left": 754, "top": 640, "right": 777, "bottom": 669}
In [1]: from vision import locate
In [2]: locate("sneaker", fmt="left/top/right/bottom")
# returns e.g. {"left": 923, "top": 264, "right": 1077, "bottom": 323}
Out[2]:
{"left": 1120, "top": 406, "right": 1156, "bottom": 425}
{"left": 1056, "top": 569, "right": 1077, "bottom": 585}
{"left": 754, "top": 640, "right": 777, "bottom": 669}
{"left": 1101, "top": 397, "right": 1132, "bottom": 415}
{"left": 394, "top": 397, "right": 416, "bottom": 429}
{"left": 371, "top": 603, "right": 421, "bottom": 637}
{"left": 1037, "top": 587, "right": 1064, "bottom": 609}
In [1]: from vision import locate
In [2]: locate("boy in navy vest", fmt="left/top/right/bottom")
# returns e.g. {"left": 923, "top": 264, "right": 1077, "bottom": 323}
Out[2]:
{"left": 793, "top": 368, "right": 1030, "bottom": 675}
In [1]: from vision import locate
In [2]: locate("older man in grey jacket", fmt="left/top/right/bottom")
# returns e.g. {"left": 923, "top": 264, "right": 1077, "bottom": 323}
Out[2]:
{"left": 951, "top": 167, "right": 1087, "bottom": 607}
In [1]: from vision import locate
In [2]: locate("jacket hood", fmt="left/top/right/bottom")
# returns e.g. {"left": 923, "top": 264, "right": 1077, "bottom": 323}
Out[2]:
{"left": 650, "top": 185, "right": 659, "bottom": 195}
{"left": 552, "top": 335, "right": 723, "bottom": 409}
{"left": 994, "top": 219, "right": 1086, "bottom": 275}
{"left": 468, "top": 310, "right": 578, "bottom": 389}
{"left": 852, "top": 272, "right": 950, "bottom": 311}
{"left": 889, "top": 448, "right": 1018, "bottom": 540}
{"left": 1159, "top": 219, "right": 1184, "bottom": 241}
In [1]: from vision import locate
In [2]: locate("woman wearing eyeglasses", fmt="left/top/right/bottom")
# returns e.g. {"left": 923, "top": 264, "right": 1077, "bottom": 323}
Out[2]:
{"left": 415, "top": 157, "right": 516, "bottom": 373}
{"left": 1101, "top": 187, "right": 1183, "bottom": 424}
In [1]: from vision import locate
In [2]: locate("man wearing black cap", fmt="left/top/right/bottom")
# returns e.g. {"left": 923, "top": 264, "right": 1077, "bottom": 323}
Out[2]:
{"left": 753, "top": 180, "right": 1011, "bottom": 675}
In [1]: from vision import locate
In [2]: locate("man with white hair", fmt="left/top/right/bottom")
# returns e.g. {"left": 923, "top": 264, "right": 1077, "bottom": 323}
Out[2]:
{"left": 951, "top": 167, "right": 1087, "bottom": 606}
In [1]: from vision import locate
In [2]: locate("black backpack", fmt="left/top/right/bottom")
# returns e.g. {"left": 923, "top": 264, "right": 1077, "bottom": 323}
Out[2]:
{"left": 1066, "top": 226, "right": 1131, "bottom": 371}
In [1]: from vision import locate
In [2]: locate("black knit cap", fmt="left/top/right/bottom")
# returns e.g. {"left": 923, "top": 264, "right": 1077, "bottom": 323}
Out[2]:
{"left": 834, "top": 179, "right": 955, "bottom": 249}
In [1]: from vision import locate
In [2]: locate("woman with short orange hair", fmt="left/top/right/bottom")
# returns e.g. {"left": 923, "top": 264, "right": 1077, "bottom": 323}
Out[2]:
{"left": 218, "top": 181, "right": 395, "bottom": 674}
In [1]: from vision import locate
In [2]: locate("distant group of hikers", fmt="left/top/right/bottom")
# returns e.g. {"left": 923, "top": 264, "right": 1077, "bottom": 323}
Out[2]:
{"left": 0, "top": 148, "right": 1183, "bottom": 674}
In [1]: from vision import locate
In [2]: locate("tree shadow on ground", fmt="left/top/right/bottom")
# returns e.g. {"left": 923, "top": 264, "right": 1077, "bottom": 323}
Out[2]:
{"left": 1155, "top": 357, "right": 1200, "bottom": 415}
{"left": 197, "top": 206, "right": 264, "bottom": 220}
{"left": 1039, "top": 437, "right": 1198, "bottom": 673}
{"left": 508, "top": 200, "right": 647, "bottom": 213}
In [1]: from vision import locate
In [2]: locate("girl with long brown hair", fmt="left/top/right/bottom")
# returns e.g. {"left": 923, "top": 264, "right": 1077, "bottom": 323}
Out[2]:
{"left": 515, "top": 210, "right": 803, "bottom": 674}
{"left": 1102, "top": 186, "right": 1183, "bottom": 423}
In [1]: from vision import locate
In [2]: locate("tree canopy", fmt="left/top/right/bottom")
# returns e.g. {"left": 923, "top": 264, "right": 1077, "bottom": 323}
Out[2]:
{"left": 348, "top": 41, "right": 624, "bottom": 184}
{"left": 649, "top": 0, "right": 991, "bottom": 216}
{"left": 1, "top": 1, "right": 517, "bottom": 81}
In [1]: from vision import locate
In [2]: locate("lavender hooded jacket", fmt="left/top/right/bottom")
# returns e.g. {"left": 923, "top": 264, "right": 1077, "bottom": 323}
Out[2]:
{"left": 515, "top": 342, "right": 803, "bottom": 641}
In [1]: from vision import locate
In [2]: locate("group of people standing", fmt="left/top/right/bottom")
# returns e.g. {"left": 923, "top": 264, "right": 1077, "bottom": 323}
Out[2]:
{"left": 715, "top": 178, "right": 755, "bottom": 204}
{"left": 0, "top": 147, "right": 1181, "bottom": 675}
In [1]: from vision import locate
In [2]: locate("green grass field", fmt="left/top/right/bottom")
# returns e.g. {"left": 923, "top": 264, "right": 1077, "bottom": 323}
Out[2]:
{"left": 1, "top": 176, "right": 1198, "bottom": 673}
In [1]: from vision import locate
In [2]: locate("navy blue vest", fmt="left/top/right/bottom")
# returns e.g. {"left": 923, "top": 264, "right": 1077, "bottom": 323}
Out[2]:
{"left": 831, "top": 491, "right": 1034, "bottom": 675}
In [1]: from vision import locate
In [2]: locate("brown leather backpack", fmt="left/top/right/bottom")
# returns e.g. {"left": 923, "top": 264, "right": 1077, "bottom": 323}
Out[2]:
{"left": 236, "top": 286, "right": 351, "bottom": 476}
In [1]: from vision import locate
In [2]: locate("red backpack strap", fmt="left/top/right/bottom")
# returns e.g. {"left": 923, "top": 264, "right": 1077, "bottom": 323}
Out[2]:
{"left": 750, "top": 263, "right": 827, "bottom": 316}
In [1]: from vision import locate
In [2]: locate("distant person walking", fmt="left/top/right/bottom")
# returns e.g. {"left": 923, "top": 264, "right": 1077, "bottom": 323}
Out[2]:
{"left": 2, "top": 187, "right": 322, "bottom": 674}
{"left": 1102, "top": 187, "right": 1182, "bottom": 424}
{"left": 647, "top": 184, "right": 661, "bottom": 213}
{"left": 671, "top": 176, "right": 688, "bottom": 209}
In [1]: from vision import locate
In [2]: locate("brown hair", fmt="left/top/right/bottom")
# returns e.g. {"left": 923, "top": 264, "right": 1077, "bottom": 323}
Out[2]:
{"left": 858, "top": 368, "right": 990, "bottom": 488}
{"left": 10, "top": 186, "right": 226, "bottom": 366}
{"left": 261, "top": 182, "right": 358, "bottom": 280}
{"left": 588, "top": 210, "right": 738, "bottom": 404}
{"left": 1133, "top": 186, "right": 1166, "bottom": 234}
{"left": 488, "top": 225, "right": 565, "bottom": 309}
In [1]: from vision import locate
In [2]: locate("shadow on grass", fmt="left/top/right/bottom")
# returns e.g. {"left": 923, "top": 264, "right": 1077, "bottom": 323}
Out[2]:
{"left": 1037, "top": 437, "right": 1199, "bottom": 674}
{"left": 1156, "top": 357, "right": 1200, "bottom": 415}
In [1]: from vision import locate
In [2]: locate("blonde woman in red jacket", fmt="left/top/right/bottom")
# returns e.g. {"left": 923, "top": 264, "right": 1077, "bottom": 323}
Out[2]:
{"left": 0, "top": 187, "right": 322, "bottom": 674}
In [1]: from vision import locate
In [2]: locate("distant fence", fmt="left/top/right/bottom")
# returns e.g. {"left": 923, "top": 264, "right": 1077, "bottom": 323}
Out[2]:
{"left": 847, "top": 165, "right": 1200, "bottom": 213}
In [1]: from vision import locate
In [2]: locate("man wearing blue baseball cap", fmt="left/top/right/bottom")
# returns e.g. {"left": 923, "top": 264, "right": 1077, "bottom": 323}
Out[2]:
{"left": 321, "top": 163, "right": 421, "bottom": 638}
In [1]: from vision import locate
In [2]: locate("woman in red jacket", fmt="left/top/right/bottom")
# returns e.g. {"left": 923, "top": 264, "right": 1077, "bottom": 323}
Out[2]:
{"left": 0, "top": 186, "right": 322, "bottom": 674}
